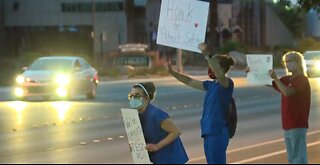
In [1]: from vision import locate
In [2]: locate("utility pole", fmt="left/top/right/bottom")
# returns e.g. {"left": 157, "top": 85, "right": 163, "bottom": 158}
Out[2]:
{"left": 209, "top": 0, "right": 218, "bottom": 49}
{"left": 177, "top": 49, "right": 183, "bottom": 73}
{"left": 92, "top": 0, "right": 96, "bottom": 62}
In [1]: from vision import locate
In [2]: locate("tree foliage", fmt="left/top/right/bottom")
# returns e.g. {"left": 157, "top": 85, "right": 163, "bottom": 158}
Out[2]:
{"left": 269, "top": 0, "right": 304, "bottom": 38}
{"left": 218, "top": 40, "right": 247, "bottom": 54}
{"left": 278, "top": 0, "right": 320, "bottom": 14}
{"left": 296, "top": 0, "right": 320, "bottom": 14}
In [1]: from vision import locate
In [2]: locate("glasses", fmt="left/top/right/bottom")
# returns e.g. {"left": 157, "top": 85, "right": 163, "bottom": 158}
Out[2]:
{"left": 128, "top": 93, "right": 144, "bottom": 100}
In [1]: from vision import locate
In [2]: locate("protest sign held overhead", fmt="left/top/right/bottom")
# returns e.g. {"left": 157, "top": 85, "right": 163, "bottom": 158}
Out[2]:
{"left": 157, "top": 0, "right": 209, "bottom": 53}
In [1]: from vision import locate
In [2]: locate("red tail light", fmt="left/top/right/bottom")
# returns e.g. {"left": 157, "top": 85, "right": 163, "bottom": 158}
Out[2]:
{"left": 93, "top": 73, "right": 99, "bottom": 83}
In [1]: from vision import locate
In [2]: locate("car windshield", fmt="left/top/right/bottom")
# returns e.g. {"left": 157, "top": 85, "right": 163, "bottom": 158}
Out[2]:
{"left": 28, "top": 59, "right": 73, "bottom": 71}
{"left": 304, "top": 52, "right": 320, "bottom": 60}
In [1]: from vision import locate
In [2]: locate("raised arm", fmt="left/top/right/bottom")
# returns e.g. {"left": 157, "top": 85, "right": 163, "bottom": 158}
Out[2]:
{"left": 198, "top": 43, "right": 230, "bottom": 88}
{"left": 269, "top": 69, "right": 296, "bottom": 96}
{"left": 167, "top": 60, "right": 205, "bottom": 91}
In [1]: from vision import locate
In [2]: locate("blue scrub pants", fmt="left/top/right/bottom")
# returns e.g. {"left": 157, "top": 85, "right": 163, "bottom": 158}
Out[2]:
{"left": 203, "top": 128, "right": 229, "bottom": 164}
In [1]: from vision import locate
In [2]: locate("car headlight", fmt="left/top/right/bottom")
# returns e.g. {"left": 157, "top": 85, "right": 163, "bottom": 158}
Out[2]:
{"left": 55, "top": 75, "right": 70, "bottom": 86}
{"left": 15, "top": 87, "right": 24, "bottom": 97}
{"left": 56, "top": 87, "right": 68, "bottom": 97}
{"left": 16, "top": 75, "right": 25, "bottom": 84}
{"left": 316, "top": 61, "right": 320, "bottom": 70}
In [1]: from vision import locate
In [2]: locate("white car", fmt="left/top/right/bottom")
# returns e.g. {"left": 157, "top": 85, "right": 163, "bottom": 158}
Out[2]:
{"left": 14, "top": 56, "right": 99, "bottom": 100}
{"left": 303, "top": 51, "right": 320, "bottom": 77}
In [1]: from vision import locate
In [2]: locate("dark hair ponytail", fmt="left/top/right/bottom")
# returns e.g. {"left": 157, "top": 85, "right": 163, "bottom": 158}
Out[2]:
{"left": 215, "top": 55, "right": 235, "bottom": 73}
{"left": 134, "top": 82, "right": 156, "bottom": 101}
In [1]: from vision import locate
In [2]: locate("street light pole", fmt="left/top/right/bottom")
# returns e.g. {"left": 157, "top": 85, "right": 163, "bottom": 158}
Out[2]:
{"left": 92, "top": 0, "right": 96, "bottom": 62}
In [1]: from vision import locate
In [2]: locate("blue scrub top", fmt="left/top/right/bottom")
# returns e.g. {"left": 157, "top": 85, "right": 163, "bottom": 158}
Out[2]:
{"left": 139, "top": 104, "right": 189, "bottom": 164}
{"left": 201, "top": 79, "right": 234, "bottom": 137}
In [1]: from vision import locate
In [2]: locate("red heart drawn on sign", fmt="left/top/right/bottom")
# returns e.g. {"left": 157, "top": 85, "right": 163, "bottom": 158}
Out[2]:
{"left": 194, "top": 23, "right": 199, "bottom": 28}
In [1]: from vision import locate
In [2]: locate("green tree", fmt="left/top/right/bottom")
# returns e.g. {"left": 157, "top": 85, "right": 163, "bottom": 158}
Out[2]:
{"left": 218, "top": 40, "right": 247, "bottom": 54}
{"left": 269, "top": 0, "right": 304, "bottom": 38}
{"left": 296, "top": 0, "right": 320, "bottom": 14}
{"left": 278, "top": 0, "right": 320, "bottom": 14}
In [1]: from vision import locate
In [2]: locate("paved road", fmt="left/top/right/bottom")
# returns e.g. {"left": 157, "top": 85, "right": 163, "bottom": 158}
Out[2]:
{"left": 0, "top": 70, "right": 319, "bottom": 163}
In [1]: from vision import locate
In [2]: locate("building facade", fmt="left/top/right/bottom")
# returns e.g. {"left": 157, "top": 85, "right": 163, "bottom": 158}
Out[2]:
{"left": 145, "top": 0, "right": 296, "bottom": 51}
{"left": 3, "top": 0, "right": 135, "bottom": 63}
{"left": 0, "top": 0, "right": 312, "bottom": 64}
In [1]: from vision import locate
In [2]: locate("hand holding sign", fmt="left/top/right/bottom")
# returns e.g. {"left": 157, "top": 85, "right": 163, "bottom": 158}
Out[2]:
{"left": 268, "top": 69, "right": 278, "bottom": 80}
{"left": 145, "top": 144, "right": 160, "bottom": 152}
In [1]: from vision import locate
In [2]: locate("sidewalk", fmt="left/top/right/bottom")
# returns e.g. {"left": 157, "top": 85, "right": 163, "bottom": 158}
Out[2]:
{"left": 0, "top": 67, "right": 286, "bottom": 88}
{"left": 99, "top": 66, "right": 286, "bottom": 82}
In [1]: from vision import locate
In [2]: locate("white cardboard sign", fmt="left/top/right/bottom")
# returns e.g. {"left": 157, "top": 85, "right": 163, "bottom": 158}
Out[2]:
{"left": 121, "top": 108, "right": 151, "bottom": 164}
{"left": 246, "top": 54, "right": 273, "bottom": 85}
{"left": 156, "top": 0, "right": 210, "bottom": 53}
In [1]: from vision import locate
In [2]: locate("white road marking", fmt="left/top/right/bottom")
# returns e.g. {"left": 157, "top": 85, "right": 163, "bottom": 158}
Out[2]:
{"left": 234, "top": 141, "right": 320, "bottom": 164}
{"left": 189, "top": 130, "right": 320, "bottom": 163}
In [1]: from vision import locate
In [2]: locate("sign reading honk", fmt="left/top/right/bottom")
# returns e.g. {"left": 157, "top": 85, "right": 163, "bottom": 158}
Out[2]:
{"left": 157, "top": 0, "right": 210, "bottom": 53}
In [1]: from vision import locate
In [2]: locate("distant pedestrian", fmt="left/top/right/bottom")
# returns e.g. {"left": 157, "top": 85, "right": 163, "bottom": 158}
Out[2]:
{"left": 268, "top": 51, "right": 311, "bottom": 164}
{"left": 167, "top": 43, "right": 235, "bottom": 164}
{"left": 128, "top": 82, "right": 189, "bottom": 164}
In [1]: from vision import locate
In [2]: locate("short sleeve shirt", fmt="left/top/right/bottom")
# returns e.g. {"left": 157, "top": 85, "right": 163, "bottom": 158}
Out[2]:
{"left": 272, "top": 75, "right": 311, "bottom": 130}
{"left": 201, "top": 79, "right": 234, "bottom": 137}
{"left": 139, "top": 104, "right": 189, "bottom": 164}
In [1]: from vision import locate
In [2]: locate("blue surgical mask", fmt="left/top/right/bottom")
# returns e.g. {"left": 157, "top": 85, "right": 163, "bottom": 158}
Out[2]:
{"left": 129, "top": 98, "right": 144, "bottom": 109}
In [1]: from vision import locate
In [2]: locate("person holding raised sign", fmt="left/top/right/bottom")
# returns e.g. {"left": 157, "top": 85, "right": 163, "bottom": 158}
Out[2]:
{"left": 128, "top": 82, "right": 189, "bottom": 164}
{"left": 246, "top": 51, "right": 311, "bottom": 164}
{"left": 167, "top": 43, "right": 235, "bottom": 164}
{"left": 269, "top": 51, "right": 311, "bottom": 164}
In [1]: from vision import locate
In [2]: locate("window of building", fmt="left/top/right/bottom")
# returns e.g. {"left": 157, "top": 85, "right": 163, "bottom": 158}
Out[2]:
{"left": 13, "top": 2, "right": 19, "bottom": 11}
{"left": 61, "top": 2, "right": 123, "bottom": 12}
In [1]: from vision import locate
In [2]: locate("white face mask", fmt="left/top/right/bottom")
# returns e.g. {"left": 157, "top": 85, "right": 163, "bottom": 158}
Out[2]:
{"left": 286, "top": 62, "right": 297, "bottom": 72}
{"left": 129, "top": 98, "right": 144, "bottom": 109}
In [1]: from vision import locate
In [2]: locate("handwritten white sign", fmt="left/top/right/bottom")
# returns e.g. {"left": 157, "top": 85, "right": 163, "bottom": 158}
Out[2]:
{"left": 121, "top": 108, "right": 151, "bottom": 164}
{"left": 246, "top": 54, "right": 273, "bottom": 85}
{"left": 156, "top": 0, "right": 210, "bottom": 53}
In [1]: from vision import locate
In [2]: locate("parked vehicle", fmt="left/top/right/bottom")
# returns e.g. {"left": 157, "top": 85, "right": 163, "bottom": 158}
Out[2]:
{"left": 14, "top": 56, "right": 99, "bottom": 100}
{"left": 303, "top": 51, "right": 320, "bottom": 77}
{"left": 108, "top": 44, "right": 162, "bottom": 68}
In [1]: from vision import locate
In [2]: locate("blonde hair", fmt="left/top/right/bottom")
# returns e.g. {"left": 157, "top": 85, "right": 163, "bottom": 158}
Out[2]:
{"left": 282, "top": 51, "right": 307, "bottom": 76}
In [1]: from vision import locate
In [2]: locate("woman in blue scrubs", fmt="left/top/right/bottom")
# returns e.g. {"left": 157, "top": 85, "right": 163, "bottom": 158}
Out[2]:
{"left": 167, "top": 43, "right": 234, "bottom": 164}
{"left": 128, "top": 82, "right": 189, "bottom": 164}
